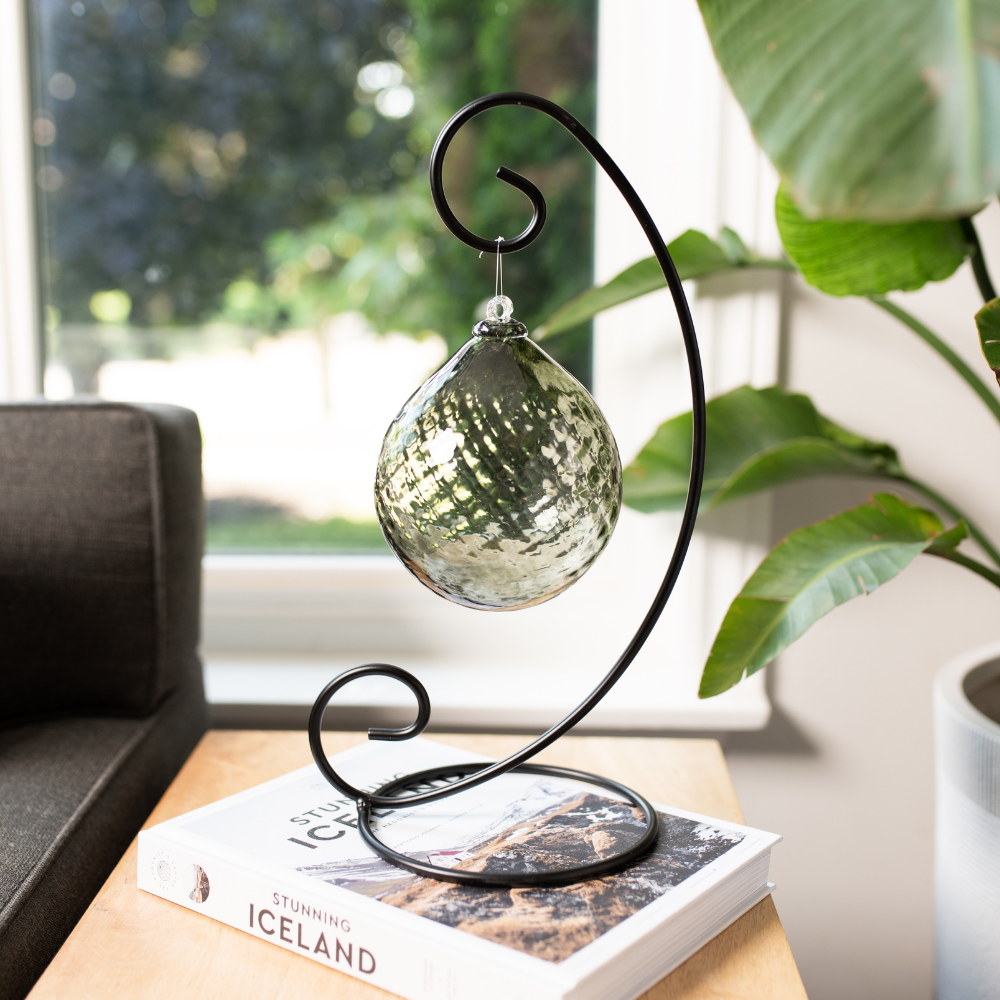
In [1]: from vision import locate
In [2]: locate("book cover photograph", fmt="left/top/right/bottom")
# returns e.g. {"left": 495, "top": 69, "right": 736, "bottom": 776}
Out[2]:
{"left": 138, "top": 738, "right": 779, "bottom": 1000}
{"left": 299, "top": 786, "right": 746, "bottom": 963}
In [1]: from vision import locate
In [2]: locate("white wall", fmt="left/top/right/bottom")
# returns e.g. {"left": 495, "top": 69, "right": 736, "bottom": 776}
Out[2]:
{"left": 724, "top": 205, "right": 1000, "bottom": 999}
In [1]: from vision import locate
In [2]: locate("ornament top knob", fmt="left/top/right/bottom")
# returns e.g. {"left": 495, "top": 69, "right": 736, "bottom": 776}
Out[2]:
{"left": 474, "top": 294, "right": 527, "bottom": 340}
{"left": 485, "top": 294, "right": 514, "bottom": 322}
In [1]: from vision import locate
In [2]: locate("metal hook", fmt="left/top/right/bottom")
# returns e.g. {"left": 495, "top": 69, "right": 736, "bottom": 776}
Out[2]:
{"left": 428, "top": 97, "right": 548, "bottom": 254}
{"left": 309, "top": 92, "right": 708, "bottom": 889}
{"left": 319, "top": 90, "right": 706, "bottom": 812}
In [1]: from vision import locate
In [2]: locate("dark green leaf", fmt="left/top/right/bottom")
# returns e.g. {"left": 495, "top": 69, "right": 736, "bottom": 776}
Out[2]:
{"left": 622, "top": 385, "right": 901, "bottom": 513}
{"left": 775, "top": 187, "right": 969, "bottom": 297}
{"left": 698, "top": 0, "right": 1000, "bottom": 219}
{"left": 535, "top": 229, "right": 789, "bottom": 339}
{"left": 975, "top": 297, "right": 1000, "bottom": 386}
{"left": 699, "top": 494, "right": 951, "bottom": 697}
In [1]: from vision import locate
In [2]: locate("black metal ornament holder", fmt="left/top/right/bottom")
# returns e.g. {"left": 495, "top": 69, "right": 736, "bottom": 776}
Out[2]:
{"left": 308, "top": 92, "right": 707, "bottom": 889}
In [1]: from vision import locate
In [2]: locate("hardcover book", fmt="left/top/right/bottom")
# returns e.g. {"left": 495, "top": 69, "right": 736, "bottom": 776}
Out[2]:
{"left": 138, "top": 737, "right": 779, "bottom": 1000}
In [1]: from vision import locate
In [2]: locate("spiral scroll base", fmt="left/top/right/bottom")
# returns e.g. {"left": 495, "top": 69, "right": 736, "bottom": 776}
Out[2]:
{"left": 358, "top": 763, "right": 660, "bottom": 888}
{"left": 307, "top": 90, "right": 707, "bottom": 890}
{"left": 309, "top": 664, "right": 660, "bottom": 888}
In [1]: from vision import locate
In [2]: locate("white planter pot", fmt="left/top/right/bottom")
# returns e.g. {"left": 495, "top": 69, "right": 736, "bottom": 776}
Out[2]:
{"left": 935, "top": 641, "right": 1000, "bottom": 999}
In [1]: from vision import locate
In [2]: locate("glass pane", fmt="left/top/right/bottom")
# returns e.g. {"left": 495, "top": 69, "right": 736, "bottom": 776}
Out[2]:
{"left": 29, "top": 0, "right": 596, "bottom": 552}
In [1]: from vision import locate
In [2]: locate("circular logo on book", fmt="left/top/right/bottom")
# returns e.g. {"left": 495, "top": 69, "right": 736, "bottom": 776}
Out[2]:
{"left": 189, "top": 864, "right": 210, "bottom": 904}
{"left": 150, "top": 852, "right": 178, "bottom": 890}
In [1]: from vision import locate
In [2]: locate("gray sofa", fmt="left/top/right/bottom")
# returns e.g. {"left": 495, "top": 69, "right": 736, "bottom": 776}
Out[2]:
{"left": 0, "top": 401, "right": 207, "bottom": 999}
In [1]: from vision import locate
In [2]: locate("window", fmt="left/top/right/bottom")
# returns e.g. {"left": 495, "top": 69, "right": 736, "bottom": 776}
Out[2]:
{"left": 28, "top": 0, "right": 596, "bottom": 545}
{"left": 5, "top": 0, "right": 775, "bottom": 731}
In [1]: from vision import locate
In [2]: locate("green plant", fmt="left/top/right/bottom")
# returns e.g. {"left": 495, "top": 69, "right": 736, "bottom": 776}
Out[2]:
{"left": 534, "top": 0, "right": 1000, "bottom": 699}
{"left": 39, "top": 0, "right": 596, "bottom": 382}
{"left": 215, "top": 0, "right": 598, "bottom": 378}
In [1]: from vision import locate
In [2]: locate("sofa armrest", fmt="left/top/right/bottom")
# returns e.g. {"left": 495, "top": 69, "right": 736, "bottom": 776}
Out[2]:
{"left": 0, "top": 401, "right": 203, "bottom": 722}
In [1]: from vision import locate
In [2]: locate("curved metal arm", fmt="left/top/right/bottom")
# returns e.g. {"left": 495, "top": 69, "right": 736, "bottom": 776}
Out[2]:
{"left": 311, "top": 91, "right": 707, "bottom": 813}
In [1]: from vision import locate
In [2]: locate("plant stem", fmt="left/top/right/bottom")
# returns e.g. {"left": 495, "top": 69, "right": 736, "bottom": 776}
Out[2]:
{"left": 960, "top": 217, "right": 997, "bottom": 303}
{"left": 895, "top": 474, "right": 1000, "bottom": 570}
{"left": 869, "top": 295, "right": 1000, "bottom": 427}
{"left": 927, "top": 548, "right": 1000, "bottom": 589}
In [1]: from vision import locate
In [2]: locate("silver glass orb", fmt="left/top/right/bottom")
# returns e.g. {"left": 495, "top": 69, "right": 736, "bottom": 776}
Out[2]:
{"left": 374, "top": 296, "right": 622, "bottom": 611}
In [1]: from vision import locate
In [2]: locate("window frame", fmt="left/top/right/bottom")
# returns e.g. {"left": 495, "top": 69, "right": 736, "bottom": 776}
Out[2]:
{"left": 0, "top": 0, "right": 41, "bottom": 399}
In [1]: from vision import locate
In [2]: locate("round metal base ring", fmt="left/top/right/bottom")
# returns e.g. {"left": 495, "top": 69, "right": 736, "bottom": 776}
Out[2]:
{"left": 356, "top": 762, "right": 660, "bottom": 888}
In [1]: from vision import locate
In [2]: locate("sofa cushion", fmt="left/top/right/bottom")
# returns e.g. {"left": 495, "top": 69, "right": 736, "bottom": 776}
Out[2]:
{"left": 0, "top": 402, "right": 203, "bottom": 721}
{"left": 0, "top": 678, "right": 207, "bottom": 1000}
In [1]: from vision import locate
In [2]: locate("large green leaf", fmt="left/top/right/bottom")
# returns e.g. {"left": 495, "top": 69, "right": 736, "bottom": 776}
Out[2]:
{"left": 622, "top": 385, "right": 901, "bottom": 513}
{"left": 698, "top": 0, "right": 1000, "bottom": 220}
{"left": 975, "top": 296, "right": 1000, "bottom": 385}
{"left": 775, "top": 187, "right": 970, "bottom": 296}
{"left": 535, "top": 228, "right": 789, "bottom": 339}
{"left": 699, "top": 495, "right": 967, "bottom": 697}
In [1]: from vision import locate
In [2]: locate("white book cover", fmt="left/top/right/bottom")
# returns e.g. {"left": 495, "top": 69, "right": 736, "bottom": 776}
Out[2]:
{"left": 138, "top": 737, "right": 779, "bottom": 1000}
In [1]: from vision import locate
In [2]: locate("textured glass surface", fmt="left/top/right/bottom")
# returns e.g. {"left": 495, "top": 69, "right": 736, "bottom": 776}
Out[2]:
{"left": 375, "top": 315, "right": 621, "bottom": 611}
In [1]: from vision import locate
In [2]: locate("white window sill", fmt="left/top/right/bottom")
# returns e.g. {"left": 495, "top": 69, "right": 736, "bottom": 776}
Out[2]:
{"left": 201, "top": 534, "right": 770, "bottom": 734}
{"left": 204, "top": 657, "right": 769, "bottom": 733}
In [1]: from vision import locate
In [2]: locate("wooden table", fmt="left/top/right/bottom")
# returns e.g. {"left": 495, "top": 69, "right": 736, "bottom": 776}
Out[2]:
{"left": 28, "top": 732, "right": 806, "bottom": 1000}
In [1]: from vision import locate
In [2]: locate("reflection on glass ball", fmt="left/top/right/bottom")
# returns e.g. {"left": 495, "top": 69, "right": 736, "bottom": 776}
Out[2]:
{"left": 375, "top": 301, "right": 621, "bottom": 611}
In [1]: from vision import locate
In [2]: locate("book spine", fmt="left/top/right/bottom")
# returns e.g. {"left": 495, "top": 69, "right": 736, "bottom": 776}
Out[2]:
{"left": 137, "top": 829, "right": 556, "bottom": 1000}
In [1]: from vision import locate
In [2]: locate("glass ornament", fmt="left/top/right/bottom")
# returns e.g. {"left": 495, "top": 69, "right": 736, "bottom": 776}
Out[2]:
{"left": 375, "top": 295, "right": 622, "bottom": 611}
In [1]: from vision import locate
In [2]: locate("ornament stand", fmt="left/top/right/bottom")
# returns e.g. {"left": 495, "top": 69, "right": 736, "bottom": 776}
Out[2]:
{"left": 308, "top": 92, "right": 707, "bottom": 888}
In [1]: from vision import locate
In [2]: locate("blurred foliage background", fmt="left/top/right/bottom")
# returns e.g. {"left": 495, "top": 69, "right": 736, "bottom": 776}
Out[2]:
{"left": 31, "top": 0, "right": 597, "bottom": 384}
